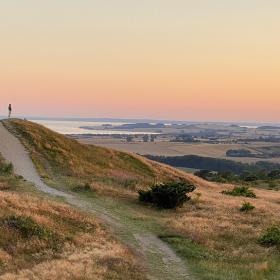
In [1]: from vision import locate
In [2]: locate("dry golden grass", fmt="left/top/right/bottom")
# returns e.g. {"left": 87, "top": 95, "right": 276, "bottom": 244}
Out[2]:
{"left": 4, "top": 119, "right": 190, "bottom": 195}
{"left": 162, "top": 174, "right": 280, "bottom": 269}
{"left": 0, "top": 178, "right": 145, "bottom": 280}
{"left": 4, "top": 119, "right": 280, "bottom": 277}
{"left": 0, "top": 229, "right": 143, "bottom": 280}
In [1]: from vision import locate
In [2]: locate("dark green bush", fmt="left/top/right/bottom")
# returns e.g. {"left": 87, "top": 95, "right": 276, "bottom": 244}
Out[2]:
{"left": 138, "top": 182, "right": 196, "bottom": 209}
{"left": 194, "top": 170, "right": 238, "bottom": 183}
{"left": 138, "top": 189, "right": 153, "bottom": 203}
{"left": 259, "top": 226, "right": 280, "bottom": 247}
{"left": 194, "top": 170, "right": 212, "bottom": 180}
{"left": 240, "top": 202, "right": 255, "bottom": 212}
{"left": 243, "top": 174, "right": 258, "bottom": 182}
{"left": 221, "top": 186, "right": 256, "bottom": 198}
{"left": 268, "top": 170, "right": 280, "bottom": 179}
{"left": 0, "top": 162, "right": 13, "bottom": 176}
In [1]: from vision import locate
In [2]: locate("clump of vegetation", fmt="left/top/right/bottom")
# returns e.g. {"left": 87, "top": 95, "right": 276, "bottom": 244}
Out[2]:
{"left": 240, "top": 202, "right": 255, "bottom": 212}
{"left": 268, "top": 170, "right": 280, "bottom": 179}
{"left": 194, "top": 169, "right": 236, "bottom": 183}
{"left": 1, "top": 215, "right": 64, "bottom": 252}
{"left": 72, "top": 182, "right": 93, "bottom": 193}
{"left": 0, "top": 162, "right": 13, "bottom": 176}
{"left": 138, "top": 182, "right": 196, "bottom": 209}
{"left": 221, "top": 186, "right": 256, "bottom": 198}
{"left": 2, "top": 215, "right": 55, "bottom": 240}
{"left": 259, "top": 225, "right": 280, "bottom": 247}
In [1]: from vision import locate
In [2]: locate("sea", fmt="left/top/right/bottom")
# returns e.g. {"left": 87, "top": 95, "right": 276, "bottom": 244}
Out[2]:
{"left": 31, "top": 119, "right": 153, "bottom": 135}
{"left": 1, "top": 116, "right": 277, "bottom": 135}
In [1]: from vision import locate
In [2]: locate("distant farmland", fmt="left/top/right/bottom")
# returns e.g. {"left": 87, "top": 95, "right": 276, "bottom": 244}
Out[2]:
{"left": 78, "top": 138, "right": 280, "bottom": 164}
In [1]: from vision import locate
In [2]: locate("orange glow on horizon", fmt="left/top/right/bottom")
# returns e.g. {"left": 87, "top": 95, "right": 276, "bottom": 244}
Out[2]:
{"left": 1, "top": 1, "right": 280, "bottom": 122}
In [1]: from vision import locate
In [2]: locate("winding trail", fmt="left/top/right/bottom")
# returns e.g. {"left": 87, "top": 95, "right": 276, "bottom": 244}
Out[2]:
{"left": 0, "top": 122, "right": 191, "bottom": 280}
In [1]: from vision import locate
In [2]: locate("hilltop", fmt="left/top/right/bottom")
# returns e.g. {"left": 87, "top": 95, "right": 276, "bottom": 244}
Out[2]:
{"left": 3, "top": 119, "right": 190, "bottom": 196}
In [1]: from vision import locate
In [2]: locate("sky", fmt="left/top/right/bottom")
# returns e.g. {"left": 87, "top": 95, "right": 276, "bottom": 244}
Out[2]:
{"left": 0, "top": 0, "right": 280, "bottom": 122}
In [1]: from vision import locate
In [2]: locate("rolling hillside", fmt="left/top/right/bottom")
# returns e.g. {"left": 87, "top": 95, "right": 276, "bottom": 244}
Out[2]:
{"left": 3, "top": 119, "right": 280, "bottom": 279}
{"left": 0, "top": 156, "right": 145, "bottom": 280}
{"left": 3, "top": 119, "right": 190, "bottom": 196}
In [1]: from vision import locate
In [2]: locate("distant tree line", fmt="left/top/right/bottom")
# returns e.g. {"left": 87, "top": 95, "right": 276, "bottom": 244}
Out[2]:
{"left": 171, "top": 135, "right": 199, "bottom": 143}
{"left": 194, "top": 169, "right": 280, "bottom": 184}
{"left": 226, "top": 148, "right": 280, "bottom": 159}
{"left": 146, "top": 154, "right": 280, "bottom": 175}
{"left": 226, "top": 149, "right": 255, "bottom": 157}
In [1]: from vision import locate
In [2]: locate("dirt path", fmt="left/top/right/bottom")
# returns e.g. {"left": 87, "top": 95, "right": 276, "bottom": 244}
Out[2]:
{"left": 0, "top": 122, "right": 191, "bottom": 280}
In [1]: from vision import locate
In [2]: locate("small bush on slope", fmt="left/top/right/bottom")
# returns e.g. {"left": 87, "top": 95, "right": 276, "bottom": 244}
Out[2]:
{"left": 259, "top": 225, "right": 280, "bottom": 247}
{"left": 240, "top": 202, "right": 255, "bottom": 212}
{"left": 221, "top": 186, "right": 256, "bottom": 198}
{"left": 139, "top": 182, "right": 196, "bottom": 209}
{"left": 1, "top": 215, "right": 63, "bottom": 252}
{"left": 0, "top": 162, "right": 13, "bottom": 176}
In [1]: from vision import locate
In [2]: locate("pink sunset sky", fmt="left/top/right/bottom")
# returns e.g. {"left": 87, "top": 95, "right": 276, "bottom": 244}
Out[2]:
{"left": 1, "top": 1, "right": 280, "bottom": 122}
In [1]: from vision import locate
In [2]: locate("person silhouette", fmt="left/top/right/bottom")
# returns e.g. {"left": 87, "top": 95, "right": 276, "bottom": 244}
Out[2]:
{"left": 8, "top": 104, "right": 12, "bottom": 118}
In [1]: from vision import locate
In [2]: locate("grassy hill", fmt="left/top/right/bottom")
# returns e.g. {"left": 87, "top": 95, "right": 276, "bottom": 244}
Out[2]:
{"left": 0, "top": 156, "right": 145, "bottom": 279}
{"left": 3, "top": 119, "right": 280, "bottom": 279}
{"left": 3, "top": 119, "right": 188, "bottom": 196}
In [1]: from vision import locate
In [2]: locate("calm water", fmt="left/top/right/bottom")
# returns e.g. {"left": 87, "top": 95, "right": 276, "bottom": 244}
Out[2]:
{"left": 32, "top": 119, "right": 154, "bottom": 135}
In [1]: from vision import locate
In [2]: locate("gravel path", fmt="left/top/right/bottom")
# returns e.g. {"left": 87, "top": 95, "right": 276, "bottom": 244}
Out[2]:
{"left": 0, "top": 122, "right": 191, "bottom": 280}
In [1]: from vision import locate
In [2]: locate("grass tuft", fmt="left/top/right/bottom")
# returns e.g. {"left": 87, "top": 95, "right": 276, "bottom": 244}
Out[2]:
{"left": 240, "top": 201, "right": 255, "bottom": 212}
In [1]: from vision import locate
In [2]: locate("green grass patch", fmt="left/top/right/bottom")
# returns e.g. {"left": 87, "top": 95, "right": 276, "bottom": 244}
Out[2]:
{"left": 0, "top": 162, "right": 13, "bottom": 176}
{"left": 259, "top": 225, "right": 280, "bottom": 247}
{"left": 222, "top": 186, "right": 256, "bottom": 198}
{"left": 2, "top": 215, "right": 67, "bottom": 251}
{"left": 240, "top": 202, "right": 255, "bottom": 212}
{"left": 160, "top": 235, "right": 280, "bottom": 280}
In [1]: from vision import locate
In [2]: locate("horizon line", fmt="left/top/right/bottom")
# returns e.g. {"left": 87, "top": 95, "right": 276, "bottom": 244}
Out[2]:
{"left": 1, "top": 115, "right": 279, "bottom": 126}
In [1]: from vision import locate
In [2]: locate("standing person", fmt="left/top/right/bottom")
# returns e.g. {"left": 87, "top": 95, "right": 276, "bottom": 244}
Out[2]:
{"left": 8, "top": 104, "right": 12, "bottom": 118}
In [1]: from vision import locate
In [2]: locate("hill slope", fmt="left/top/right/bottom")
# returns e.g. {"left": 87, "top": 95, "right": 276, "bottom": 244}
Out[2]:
{"left": 0, "top": 156, "right": 145, "bottom": 279}
{"left": 2, "top": 119, "right": 280, "bottom": 279}
{"left": 3, "top": 119, "right": 190, "bottom": 195}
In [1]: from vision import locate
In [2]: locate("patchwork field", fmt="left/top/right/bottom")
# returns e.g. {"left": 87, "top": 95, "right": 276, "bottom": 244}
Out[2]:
{"left": 78, "top": 138, "right": 280, "bottom": 164}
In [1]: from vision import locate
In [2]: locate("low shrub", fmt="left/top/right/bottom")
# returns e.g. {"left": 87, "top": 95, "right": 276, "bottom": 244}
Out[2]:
{"left": 259, "top": 225, "right": 280, "bottom": 247}
{"left": 138, "top": 182, "right": 196, "bottom": 209}
{"left": 240, "top": 202, "right": 255, "bottom": 212}
{"left": 1, "top": 215, "right": 64, "bottom": 252}
{"left": 221, "top": 186, "right": 256, "bottom": 198}
{"left": 0, "top": 162, "right": 13, "bottom": 176}
{"left": 3, "top": 215, "right": 54, "bottom": 240}
{"left": 138, "top": 189, "right": 153, "bottom": 203}
{"left": 72, "top": 182, "right": 92, "bottom": 193}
